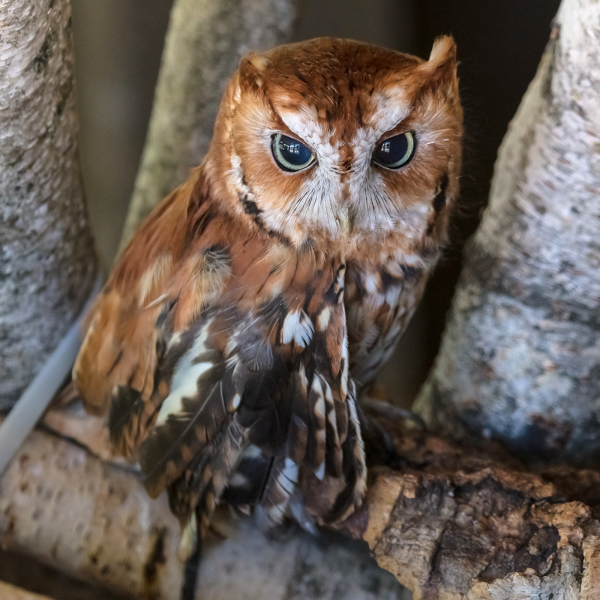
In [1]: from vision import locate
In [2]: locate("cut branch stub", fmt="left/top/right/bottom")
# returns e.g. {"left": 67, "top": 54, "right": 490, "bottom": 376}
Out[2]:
{"left": 415, "top": 0, "right": 600, "bottom": 465}
{"left": 350, "top": 469, "right": 591, "bottom": 600}
{"left": 341, "top": 414, "right": 600, "bottom": 600}
{"left": 0, "top": 0, "right": 97, "bottom": 409}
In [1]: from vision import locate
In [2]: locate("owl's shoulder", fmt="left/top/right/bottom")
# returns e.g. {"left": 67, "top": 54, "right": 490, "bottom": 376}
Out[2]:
{"left": 73, "top": 169, "right": 278, "bottom": 420}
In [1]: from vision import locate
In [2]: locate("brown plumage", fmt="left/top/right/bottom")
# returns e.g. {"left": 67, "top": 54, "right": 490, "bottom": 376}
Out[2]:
{"left": 73, "top": 35, "right": 462, "bottom": 588}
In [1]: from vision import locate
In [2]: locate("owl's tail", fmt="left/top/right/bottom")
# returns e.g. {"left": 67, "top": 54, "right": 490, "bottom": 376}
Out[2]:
{"left": 180, "top": 513, "right": 202, "bottom": 600}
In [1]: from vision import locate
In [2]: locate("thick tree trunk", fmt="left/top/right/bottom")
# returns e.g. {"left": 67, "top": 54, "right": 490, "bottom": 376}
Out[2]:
{"left": 5, "top": 411, "right": 600, "bottom": 600}
{"left": 118, "top": 0, "right": 296, "bottom": 247}
{"left": 415, "top": 0, "right": 600, "bottom": 465}
{"left": 0, "top": 0, "right": 97, "bottom": 409}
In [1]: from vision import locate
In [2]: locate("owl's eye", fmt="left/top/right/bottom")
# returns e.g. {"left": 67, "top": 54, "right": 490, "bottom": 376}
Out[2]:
{"left": 272, "top": 133, "right": 315, "bottom": 172}
{"left": 373, "top": 132, "right": 415, "bottom": 169}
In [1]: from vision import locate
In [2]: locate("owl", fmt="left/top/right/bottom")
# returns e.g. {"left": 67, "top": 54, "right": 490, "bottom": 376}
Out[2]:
{"left": 73, "top": 35, "right": 462, "bottom": 595}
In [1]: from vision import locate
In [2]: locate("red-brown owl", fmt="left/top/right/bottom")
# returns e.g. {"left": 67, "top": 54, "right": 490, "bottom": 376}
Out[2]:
{"left": 73, "top": 35, "right": 462, "bottom": 595}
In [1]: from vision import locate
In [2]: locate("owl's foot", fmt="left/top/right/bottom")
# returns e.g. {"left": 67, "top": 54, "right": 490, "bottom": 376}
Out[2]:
{"left": 358, "top": 396, "right": 426, "bottom": 467}
{"left": 361, "top": 396, "right": 426, "bottom": 430}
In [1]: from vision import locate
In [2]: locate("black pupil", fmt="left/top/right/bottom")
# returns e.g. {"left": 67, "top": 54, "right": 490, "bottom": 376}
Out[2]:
{"left": 278, "top": 135, "right": 312, "bottom": 166}
{"left": 374, "top": 134, "right": 410, "bottom": 166}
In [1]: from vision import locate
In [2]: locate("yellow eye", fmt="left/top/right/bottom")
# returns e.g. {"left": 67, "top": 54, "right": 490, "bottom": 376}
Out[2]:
{"left": 272, "top": 133, "right": 316, "bottom": 172}
{"left": 373, "top": 132, "right": 415, "bottom": 169}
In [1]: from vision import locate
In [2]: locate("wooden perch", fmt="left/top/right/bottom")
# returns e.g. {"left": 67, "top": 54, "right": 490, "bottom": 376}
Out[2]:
{"left": 346, "top": 413, "right": 600, "bottom": 599}
{"left": 1, "top": 412, "right": 407, "bottom": 600}
{"left": 2, "top": 409, "right": 599, "bottom": 600}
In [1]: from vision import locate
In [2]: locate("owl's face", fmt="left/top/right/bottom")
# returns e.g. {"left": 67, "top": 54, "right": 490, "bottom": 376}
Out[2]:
{"left": 207, "top": 37, "right": 462, "bottom": 252}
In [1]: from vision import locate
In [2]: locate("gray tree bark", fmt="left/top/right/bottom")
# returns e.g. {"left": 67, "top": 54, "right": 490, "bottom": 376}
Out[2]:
{"left": 415, "top": 0, "right": 600, "bottom": 466}
{"left": 6, "top": 410, "right": 600, "bottom": 600}
{"left": 0, "top": 0, "right": 97, "bottom": 409}
{"left": 118, "top": 0, "right": 296, "bottom": 248}
{"left": 2, "top": 413, "right": 409, "bottom": 600}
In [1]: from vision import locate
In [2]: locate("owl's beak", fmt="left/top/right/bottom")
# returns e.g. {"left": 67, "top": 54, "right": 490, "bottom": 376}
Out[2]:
{"left": 336, "top": 206, "right": 352, "bottom": 235}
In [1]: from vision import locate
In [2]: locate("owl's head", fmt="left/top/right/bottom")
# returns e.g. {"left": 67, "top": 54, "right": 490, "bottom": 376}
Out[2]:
{"left": 206, "top": 37, "right": 462, "bottom": 252}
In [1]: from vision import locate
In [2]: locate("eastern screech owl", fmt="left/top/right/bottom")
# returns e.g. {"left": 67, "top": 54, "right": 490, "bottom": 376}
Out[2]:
{"left": 74, "top": 35, "right": 462, "bottom": 564}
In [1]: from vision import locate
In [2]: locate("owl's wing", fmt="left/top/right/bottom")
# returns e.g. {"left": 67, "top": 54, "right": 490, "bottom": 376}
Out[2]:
{"left": 74, "top": 179, "right": 365, "bottom": 533}
{"left": 345, "top": 259, "right": 429, "bottom": 390}
{"left": 139, "top": 252, "right": 366, "bottom": 534}
{"left": 74, "top": 177, "right": 194, "bottom": 417}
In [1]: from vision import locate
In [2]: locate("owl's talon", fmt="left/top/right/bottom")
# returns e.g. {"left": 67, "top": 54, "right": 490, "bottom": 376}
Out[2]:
{"left": 290, "top": 493, "right": 320, "bottom": 538}
{"left": 362, "top": 396, "right": 426, "bottom": 430}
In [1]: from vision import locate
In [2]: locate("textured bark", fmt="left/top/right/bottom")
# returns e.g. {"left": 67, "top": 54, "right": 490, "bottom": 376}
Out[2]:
{"left": 414, "top": 0, "right": 600, "bottom": 465}
{"left": 345, "top": 415, "right": 600, "bottom": 600}
{"left": 118, "top": 0, "right": 296, "bottom": 248}
{"left": 1, "top": 416, "right": 408, "bottom": 600}
{"left": 6, "top": 410, "right": 600, "bottom": 600}
{"left": 0, "top": 0, "right": 98, "bottom": 409}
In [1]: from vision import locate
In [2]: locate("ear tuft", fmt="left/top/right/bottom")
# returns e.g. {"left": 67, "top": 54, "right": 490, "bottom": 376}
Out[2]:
{"left": 417, "top": 35, "right": 458, "bottom": 96}
{"left": 428, "top": 35, "right": 457, "bottom": 68}
{"left": 247, "top": 54, "right": 270, "bottom": 72}
{"left": 239, "top": 53, "right": 270, "bottom": 91}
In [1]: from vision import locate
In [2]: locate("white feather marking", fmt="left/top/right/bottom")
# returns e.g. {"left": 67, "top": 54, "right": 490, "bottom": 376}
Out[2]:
{"left": 281, "top": 309, "right": 314, "bottom": 347}
{"left": 298, "top": 363, "right": 309, "bottom": 395}
{"left": 144, "top": 292, "right": 168, "bottom": 309}
{"left": 312, "top": 377, "right": 326, "bottom": 420}
{"left": 228, "top": 473, "right": 249, "bottom": 488}
{"left": 317, "top": 306, "right": 332, "bottom": 331}
{"left": 156, "top": 328, "right": 211, "bottom": 426}
{"left": 269, "top": 502, "right": 287, "bottom": 522}
{"left": 177, "top": 512, "right": 197, "bottom": 562}
{"left": 315, "top": 463, "right": 325, "bottom": 481}
{"left": 341, "top": 331, "right": 350, "bottom": 398}
{"left": 279, "top": 458, "right": 299, "bottom": 495}
{"left": 364, "top": 272, "right": 380, "bottom": 295}
{"left": 385, "top": 286, "right": 402, "bottom": 308}
{"left": 281, "top": 310, "right": 300, "bottom": 344}
{"left": 167, "top": 331, "right": 182, "bottom": 350}
{"left": 394, "top": 251, "right": 426, "bottom": 267}
{"left": 323, "top": 382, "right": 336, "bottom": 423}
{"left": 138, "top": 254, "right": 172, "bottom": 307}
{"left": 243, "top": 444, "right": 263, "bottom": 459}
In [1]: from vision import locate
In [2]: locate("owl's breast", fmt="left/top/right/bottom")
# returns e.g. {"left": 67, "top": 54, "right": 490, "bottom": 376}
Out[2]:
{"left": 345, "top": 257, "right": 429, "bottom": 391}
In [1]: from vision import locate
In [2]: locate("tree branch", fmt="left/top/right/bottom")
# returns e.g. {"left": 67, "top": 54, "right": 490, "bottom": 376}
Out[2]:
{"left": 414, "top": 0, "right": 600, "bottom": 465}
{"left": 3, "top": 408, "right": 598, "bottom": 599}
{"left": 1, "top": 414, "right": 408, "bottom": 600}
{"left": 0, "top": 0, "right": 97, "bottom": 409}
{"left": 345, "top": 412, "right": 600, "bottom": 600}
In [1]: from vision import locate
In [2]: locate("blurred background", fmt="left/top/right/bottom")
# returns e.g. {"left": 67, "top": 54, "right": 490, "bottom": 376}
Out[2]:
{"left": 72, "top": 0, "right": 560, "bottom": 408}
